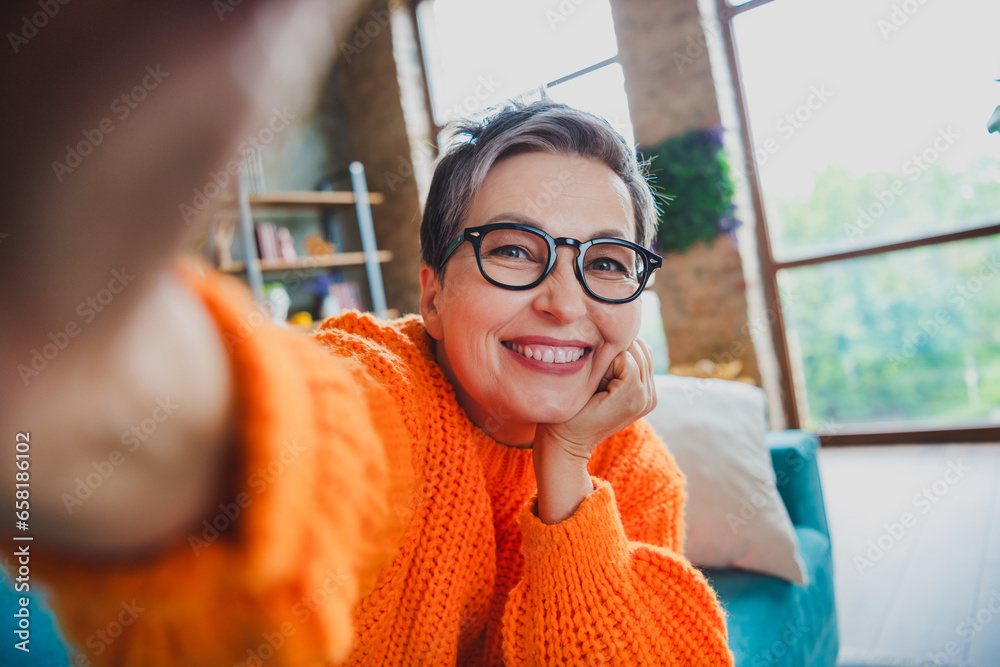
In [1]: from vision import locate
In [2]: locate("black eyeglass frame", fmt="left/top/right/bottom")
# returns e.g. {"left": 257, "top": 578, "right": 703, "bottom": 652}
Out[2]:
{"left": 440, "top": 222, "right": 663, "bottom": 304}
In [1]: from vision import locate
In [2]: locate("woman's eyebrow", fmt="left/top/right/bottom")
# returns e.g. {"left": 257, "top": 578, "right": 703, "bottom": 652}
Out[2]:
{"left": 482, "top": 214, "right": 631, "bottom": 241}
{"left": 483, "top": 212, "right": 538, "bottom": 226}
{"left": 592, "top": 229, "right": 628, "bottom": 240}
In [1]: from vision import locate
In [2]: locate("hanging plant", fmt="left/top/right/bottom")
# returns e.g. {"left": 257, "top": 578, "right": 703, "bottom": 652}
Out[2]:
{"left": 643, "top": 127, "right": 738, "bottom": 255}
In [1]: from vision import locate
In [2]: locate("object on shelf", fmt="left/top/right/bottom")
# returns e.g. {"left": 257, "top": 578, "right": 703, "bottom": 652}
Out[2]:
{"left": 217, "top": 250, "right": 392, "bottom": 274}
{"left": 330, "top": 281, "right": 365, "bottom": 312}
{"left": 304, "top": 233, "right": 336, "bottom": 256}
{"left": 289, "top": 311, "right": 314, "bottom": 329}
{"left": 214, "top": 216, "right": 237, "bottom": 268}
{"left": 255, "top": 222, "right": 279, "bottom": 260}
{"left": 263, "top": 282, "right": 290, "bottom": 325}
{"left": 312, "top": 274, "right": 364, "bottom": 319}
{"left": 276, "top": 227, "right": 298, "bottom": 261}
{"left": 669, "top": 359, "right": 756, "bottom": 385}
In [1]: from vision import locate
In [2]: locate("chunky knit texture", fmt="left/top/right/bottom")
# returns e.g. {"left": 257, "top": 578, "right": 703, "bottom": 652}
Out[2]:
{"left": 31, "top": 263, "right": 412, "bottom": 666}
{"left": 316, "top": 312, "right": 734, "bottom": 666}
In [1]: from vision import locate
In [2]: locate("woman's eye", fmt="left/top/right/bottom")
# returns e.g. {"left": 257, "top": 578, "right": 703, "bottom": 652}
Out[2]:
{"left": 490, "top": 245, "right": 531, "bottom": 260}
{"left": 589, "top": 257, "right": 627, "bottom": 273}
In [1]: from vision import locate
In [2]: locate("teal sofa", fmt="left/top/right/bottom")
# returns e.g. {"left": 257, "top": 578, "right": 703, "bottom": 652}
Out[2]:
{"left": 705, "top": 430, "right": 839, "bottom": 667}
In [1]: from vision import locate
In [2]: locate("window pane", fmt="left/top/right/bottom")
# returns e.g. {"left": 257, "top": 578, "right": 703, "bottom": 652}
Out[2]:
{"left": 779, "top": 236, "right": 1000, "bottom": 430}
{"left": 546, "top": 63, "right": 636, "bottom": 148}
{"left": 733, "top": 0, "right": 1000, "bottom": 261}
{"left": 417, "top": 0, "right": 619, "bottom": 125}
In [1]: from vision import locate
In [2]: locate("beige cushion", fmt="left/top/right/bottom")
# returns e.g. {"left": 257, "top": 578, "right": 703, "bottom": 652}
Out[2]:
{"left": 644, "top": 374, "right": 808, "bottom": 584}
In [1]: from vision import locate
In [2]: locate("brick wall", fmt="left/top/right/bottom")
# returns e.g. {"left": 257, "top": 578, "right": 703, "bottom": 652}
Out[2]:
{"left": 321, "top": 0, "right": 424, "bottom": 316}
{"left": 611, "top": 0, "right": 762, "bottom": 384}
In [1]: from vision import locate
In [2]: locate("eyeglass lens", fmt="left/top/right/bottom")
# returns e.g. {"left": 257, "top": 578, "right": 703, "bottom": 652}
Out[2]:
{"left": 477, "top": 228, "right": 646, "bottom": 301}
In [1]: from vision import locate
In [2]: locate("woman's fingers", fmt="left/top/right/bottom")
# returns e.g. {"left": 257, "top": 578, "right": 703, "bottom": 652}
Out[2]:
{"left": 625, "top": 338, "right": 656, "bottom": 415}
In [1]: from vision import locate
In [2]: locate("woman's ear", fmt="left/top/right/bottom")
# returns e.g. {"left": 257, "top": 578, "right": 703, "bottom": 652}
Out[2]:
{"left": 419, "top": 264, "right": 444, "bottom": 340}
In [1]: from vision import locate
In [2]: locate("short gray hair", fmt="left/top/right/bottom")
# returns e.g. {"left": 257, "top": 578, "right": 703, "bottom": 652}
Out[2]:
{"left": 420, "top": 100, "right": 658, "bottom": 274}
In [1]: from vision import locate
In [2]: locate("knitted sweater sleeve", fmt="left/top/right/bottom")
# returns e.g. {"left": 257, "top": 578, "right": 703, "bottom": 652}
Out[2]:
{"left": 502, "top": 420, "right": 734, "bottom": 665}
{"left": 30, "top": 262, "right": 411, "bottom": 667}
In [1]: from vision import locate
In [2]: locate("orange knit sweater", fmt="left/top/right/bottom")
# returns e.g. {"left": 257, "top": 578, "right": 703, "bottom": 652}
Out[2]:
{"left": 29, "top": 264, "right": 732, "bottom": 666}
{"left": 31, "top": 263, "right": 412, "bottom": 666}
{"left": 315, "top": 312, "right": 734, "bottom": 666}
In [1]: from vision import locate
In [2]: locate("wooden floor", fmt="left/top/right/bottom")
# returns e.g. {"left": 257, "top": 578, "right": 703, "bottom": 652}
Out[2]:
{"left": 819, "top": 443, "right": 1000, "bottom": 667}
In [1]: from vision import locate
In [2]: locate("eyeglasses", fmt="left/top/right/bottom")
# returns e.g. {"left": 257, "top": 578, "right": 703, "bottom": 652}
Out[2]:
{"left": 440, "top": 222, "right": 662, "bottom": 304}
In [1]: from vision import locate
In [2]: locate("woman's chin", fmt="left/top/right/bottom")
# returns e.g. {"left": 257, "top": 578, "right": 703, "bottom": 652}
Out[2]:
{"left": 510, "top": 399, "right": 589, "bottom": 428}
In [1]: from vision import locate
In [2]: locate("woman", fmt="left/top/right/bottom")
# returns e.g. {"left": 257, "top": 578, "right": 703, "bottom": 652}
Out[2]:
{"left": 315, "top": 100, "right": 734, "bottom": 665}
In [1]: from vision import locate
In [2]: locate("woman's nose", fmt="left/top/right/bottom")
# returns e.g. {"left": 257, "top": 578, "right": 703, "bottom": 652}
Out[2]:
{"left": 531, "top": 248, "right": 588, "bottom": 323}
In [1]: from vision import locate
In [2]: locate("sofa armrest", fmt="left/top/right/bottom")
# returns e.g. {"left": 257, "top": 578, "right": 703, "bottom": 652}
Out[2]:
{"left": 766, "top": 430, "right": 830, "bottom": 538}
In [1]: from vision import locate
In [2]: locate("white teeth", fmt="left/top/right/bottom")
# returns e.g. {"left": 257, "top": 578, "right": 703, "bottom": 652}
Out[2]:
{"left": 505, "top": 342, "right": 586, "bottom": 364}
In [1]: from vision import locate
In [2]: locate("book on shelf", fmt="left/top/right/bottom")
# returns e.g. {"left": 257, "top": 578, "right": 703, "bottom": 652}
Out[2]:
{"left": 255, "top": 221, "right": 278, "bottom": 260}
{"left": 255, "top": 222, "right": 301, "bottom": 263}
{"left": 276, "top": 227, "right": 298, "bottom": 261}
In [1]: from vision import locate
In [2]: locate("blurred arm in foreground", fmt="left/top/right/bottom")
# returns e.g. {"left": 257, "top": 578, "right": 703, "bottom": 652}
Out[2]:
{"left": 0, "top": 2, "right": 409, "bottom": 664}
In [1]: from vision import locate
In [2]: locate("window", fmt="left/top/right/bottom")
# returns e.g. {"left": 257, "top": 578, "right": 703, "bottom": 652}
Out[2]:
{"left": 722, "top": 0, "right": 1000, "bottom": 438}
{"left": 415, "top": 0, "right": 622, "bottom": 130}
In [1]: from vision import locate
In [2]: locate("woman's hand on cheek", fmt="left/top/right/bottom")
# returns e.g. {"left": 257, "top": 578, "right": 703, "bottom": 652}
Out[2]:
{"left": 531, "top": 339, "right": 656, "bottom": 524}
{"left": 537, "top": 338, "right": 657, "bottom": 462}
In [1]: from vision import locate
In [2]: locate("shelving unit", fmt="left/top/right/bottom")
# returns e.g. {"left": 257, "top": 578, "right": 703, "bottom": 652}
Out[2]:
{"left": 220, "top": 251, "right": 393, "bottom": 274}
{"left": 224, "top": 160, "right": 391, "bottom": 319}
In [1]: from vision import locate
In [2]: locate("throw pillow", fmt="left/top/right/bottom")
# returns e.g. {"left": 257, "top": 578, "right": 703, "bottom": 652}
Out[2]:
{"left": 644, "top": 374, "right": 808, "bottom": 584}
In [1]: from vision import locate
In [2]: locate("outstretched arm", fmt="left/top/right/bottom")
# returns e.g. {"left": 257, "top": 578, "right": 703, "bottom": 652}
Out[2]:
{"left": 3, "top": 268, "right": 236, "bottom": 554}
{"left": 0, "top": 0, "right": 361, "bottom": 554}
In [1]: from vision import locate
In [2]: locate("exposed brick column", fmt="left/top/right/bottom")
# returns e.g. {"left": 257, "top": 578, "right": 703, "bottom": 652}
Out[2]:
{"left": 610, "top": 0, "right": 760, "bottom": 383}
{"left": 324, "top": 0, "right": 424, "bottom": 316}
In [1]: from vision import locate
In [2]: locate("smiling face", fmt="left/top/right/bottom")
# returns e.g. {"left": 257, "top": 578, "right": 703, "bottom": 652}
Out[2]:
{"left": 420, "top": 151, "right": 643, "bottom": 446}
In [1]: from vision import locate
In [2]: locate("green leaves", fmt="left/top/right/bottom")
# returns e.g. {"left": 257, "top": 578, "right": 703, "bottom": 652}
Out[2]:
{"left": 642, "top": 128, "right": 737, "bottom": 255}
